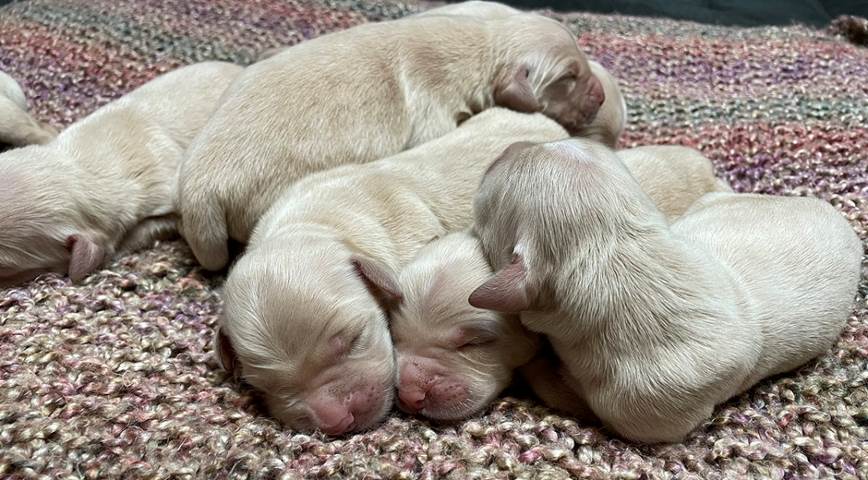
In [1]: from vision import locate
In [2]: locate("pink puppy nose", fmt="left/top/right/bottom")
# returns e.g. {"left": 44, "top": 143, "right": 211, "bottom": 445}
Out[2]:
{"left": 310, "top": 401, "right": 355, "bottom": 436}
{"left": 589, "top": 75, "right": 605, "bottom": 107}
{"left": 397, "top": 387, "right": 427, "bottom": 413}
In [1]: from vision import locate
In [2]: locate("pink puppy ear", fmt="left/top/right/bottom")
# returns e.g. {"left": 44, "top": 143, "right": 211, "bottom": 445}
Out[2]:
{"left": 494, "top": 65, "right": 542, "bottom": 113}
{"left": 469, "top": 254, "right": 534, "bottom": 313}
{"left": 351, "top": 254, "right": 403, "bottom": 309}
{"left": 66, "top": 234, "right": 106, "bottom": 282}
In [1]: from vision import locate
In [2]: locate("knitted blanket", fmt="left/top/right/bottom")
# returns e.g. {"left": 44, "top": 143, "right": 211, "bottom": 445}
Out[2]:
{"left": 0, "top": 0, "right": 866, "bottom": 478}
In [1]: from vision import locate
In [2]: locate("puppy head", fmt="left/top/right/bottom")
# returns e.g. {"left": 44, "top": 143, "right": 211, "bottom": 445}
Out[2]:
{"left": 470, "top": 139, "right": 656, "bottom": 313}
{"left": 488, "top": 14, "right": 605, "bottom": 135}
{"left": 0, "top": 148, "right": 106, "bottom": 288}
{"left": 218, "top": 237, "right": 398, "bottom": 435}
{"left": 390, "top": 231, "right": 538, "bottom": 421}
{"left": 575, "top": 60, "right": 627, "bottom": 148}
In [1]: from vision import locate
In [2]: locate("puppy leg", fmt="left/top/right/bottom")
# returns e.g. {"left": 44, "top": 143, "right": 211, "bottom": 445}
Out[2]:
{"left": 116, "top": 215, "right": 180, "bottom": 254}
{"left": 0, "top": 97, "right": 57, "bottom": 147}
{"left": 520, "top": 351, "right": 597, "bottom": 424}
{"left": 177, "top": 188, "right": 230, "bottom": 271}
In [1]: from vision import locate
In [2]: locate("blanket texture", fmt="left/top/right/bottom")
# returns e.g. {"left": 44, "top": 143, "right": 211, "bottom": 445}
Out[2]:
{"left": 0, "top": 0, "right": 866, "bottom": 478}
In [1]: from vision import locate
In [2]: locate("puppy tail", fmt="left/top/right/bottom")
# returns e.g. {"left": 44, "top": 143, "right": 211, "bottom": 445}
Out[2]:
{"left": 179, "top": 193, "right": 230, "bottom": 271}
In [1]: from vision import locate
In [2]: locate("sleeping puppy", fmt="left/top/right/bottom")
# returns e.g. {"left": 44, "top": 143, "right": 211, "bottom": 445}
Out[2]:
{"left": 179, "top": 9, "right": 605, "bottom": 271}
{"left": 0, "top": 70, "right": 57, "bottom": 150}
{"left": 255, "top": 1, "right": 523, "bottom": 61}
{"left": 468, "top": 138, "right": 862, "bottom": 443}
{"left": 215, "top": 109, "right": 568, "bottom": 435}
{"left": 0, "top": 62, "right": 242, "bottom": 288}
{"left": 389, "top": 58, "right": 615, "bottom": 420}
{"left": 391, "top": 145, "right": 732, "bottom": 421}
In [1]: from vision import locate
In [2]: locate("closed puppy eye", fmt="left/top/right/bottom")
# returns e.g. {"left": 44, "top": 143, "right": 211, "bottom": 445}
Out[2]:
{"left": 550, "top": 72, "right": 577, "bottom": 91}
{"left": 449, "top": 325, "right": 499, "bottom": 349}
{"left": 347, "top": 331, "right": 364, "bottom": 354}
{"left": 458, "top": 336, "right": 496, "bottom": 348}
{"left": 329, "top": 331, "right": 363, "bottom": 357}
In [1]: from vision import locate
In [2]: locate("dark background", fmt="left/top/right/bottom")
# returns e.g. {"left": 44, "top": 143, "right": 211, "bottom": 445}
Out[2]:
{"left": 493, "top": 0, "right": 868, "bottom": 26}
{"left": 0, "top": 0, "right": 866, "bottom": 27}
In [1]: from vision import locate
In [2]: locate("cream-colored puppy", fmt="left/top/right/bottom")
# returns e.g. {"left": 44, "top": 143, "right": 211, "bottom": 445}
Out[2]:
{"left": 469, "top": 138, "right": 862, "bottom": 443}
{"left": 254, "top": 1, "right": 524, "bottom": 62}
{"left": 391, "top": 145, "right": 731, "bottom": 420}
{"left": 215, "top": 109, "right": 568, "bottom": 435}
{"left": 179, "top": 9, "right": 605, "bottom": 271}
{"left": 390, "top": 58, "right": 612, "bottom": 420}
{"left": 0, "top": 62, "right": 242, "bottom": 288}
{"left": 0, "top": 71, "right": 57, "bottom": 149}
{"left": 391, "top": 230, "right": 540, "bottom": 420}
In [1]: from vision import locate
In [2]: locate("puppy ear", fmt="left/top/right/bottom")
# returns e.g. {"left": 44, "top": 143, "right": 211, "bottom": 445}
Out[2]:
{"left": 469, "top": 254, "right": 535, "bottom": 313}
{"left": 213, "top": 325, "right": 240, "bottom": 376}
{"left": 352, "top": 254, "right": 403, "bottom": 309}
{"left": 494, "top": 66, "right": 541, "bottom": 113}
{"left": 66, "top": 234, "right": 106, "bottom": 282}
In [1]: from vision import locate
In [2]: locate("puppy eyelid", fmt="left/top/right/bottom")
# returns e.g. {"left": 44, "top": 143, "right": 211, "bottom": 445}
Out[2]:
{"left": 348, "top": 331, "right": 363, "bottom": 354}
{"left": 453, "top": 323, "right": 500, "bottom": 348}
{"left": 328, "top": 330, "right": 361, "bottom": 357}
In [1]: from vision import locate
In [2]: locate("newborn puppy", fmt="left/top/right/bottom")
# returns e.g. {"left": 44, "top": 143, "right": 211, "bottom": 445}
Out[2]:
{"left": 216, "top": 109, "right": 568, "bottom": 435}
{"left": 391, "top": 144, "right": 731, "bottom": 421}
{"left": 179, "top": 9, "right": 605, "bottom": 271}
{"left": 254, "top": 1, "right": 523, "bottom": 62}
{"left": 391, "top": 230, "right": 540, "bottom": 420}
{"left": 0, "top": 70, "right": 57, "bottom": 149}
{"left": 469, "top": 138, "right": 862, "bottom": 443}
{"left": 0, "top": 62, "right": 242, "bottom": 288}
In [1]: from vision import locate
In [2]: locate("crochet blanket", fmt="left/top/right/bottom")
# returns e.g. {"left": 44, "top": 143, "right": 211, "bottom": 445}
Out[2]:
{"left": 1, "top": 0, "right": 865, "bottom": 477}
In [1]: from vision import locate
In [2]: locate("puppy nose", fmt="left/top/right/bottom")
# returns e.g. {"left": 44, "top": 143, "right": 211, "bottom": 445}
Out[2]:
{"left": 591, "top": 77, "right": 605, "bottom": 107}
{"left": 310, "top": 400, "right": 356, "bottom": 435}
{"left": 320, "top": 413, "right": 355, "bottom": 436}
{"left": 397, "top": 387, "right": 426, "bottom": 413}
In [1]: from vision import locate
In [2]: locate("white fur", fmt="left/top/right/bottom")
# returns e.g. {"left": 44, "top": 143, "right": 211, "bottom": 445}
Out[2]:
{"left": 470, "top": 138, "right": 862, "bottom": 443}
{"left": 576, "top": 60, "right": 627, "bottom": 148}
{"left": 0, "top": 62, "right": 242, "bottom": 288}
{"left": 179, "top": 6, "right": 602, "bottom": 271}
{"left": 392, "top": 141, "right": 731, "bottom": 421}
{"left": 0, "top": 70, "right": 57, "bottom": 148}
{"left": 0, "top": 71, "right": 27, "bottom": 110}
{"left": 218, "top": 109, "right": 568, "bottom": 434}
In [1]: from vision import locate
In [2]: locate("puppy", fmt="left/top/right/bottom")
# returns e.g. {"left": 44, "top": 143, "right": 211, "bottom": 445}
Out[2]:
{"left": 254, "top": 1, "right": 523, "bottom": 62}
{"left": 179, "top": 8, "right": 605, "bottom": 271}
{"left": 0, "top": 62, "right": 242, "bottom": 288}
{"left": 0, "top": 70, "right": 57, "bottom": 149}
{"left": 216, "top": 109, "right": 568, "bottom": 435}
{"left": 469, "top": 138, "right": 862, "bottom": 443}
{"left": 391, "top": 144, "right": 731, "bottom": 421}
